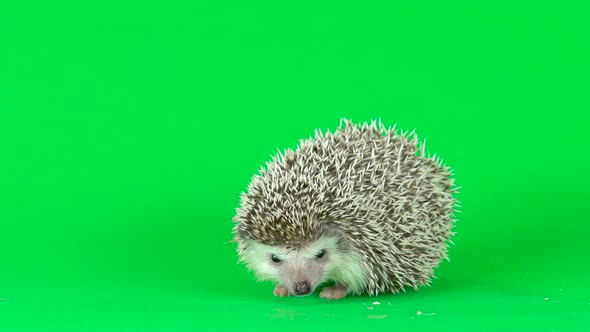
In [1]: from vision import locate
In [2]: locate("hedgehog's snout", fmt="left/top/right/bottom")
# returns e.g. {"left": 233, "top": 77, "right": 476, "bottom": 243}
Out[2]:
{"left": 294, "top": 281, "right": 312, "bottom": 296}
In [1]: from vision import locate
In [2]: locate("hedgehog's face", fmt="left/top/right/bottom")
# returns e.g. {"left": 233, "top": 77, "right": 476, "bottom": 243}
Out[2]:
{"left": 240, "top": 237, "right": 343, "bottom": 296}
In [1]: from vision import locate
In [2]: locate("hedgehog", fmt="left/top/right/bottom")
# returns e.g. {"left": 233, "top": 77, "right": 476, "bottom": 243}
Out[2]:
{"left": 232, "top": 119, "right": 458, "bottom": 300}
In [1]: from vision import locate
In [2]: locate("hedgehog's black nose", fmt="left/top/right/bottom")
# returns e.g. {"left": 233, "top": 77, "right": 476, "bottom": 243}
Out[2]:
{"left": 294, "top": 281, "right": 311, "bottom": 295}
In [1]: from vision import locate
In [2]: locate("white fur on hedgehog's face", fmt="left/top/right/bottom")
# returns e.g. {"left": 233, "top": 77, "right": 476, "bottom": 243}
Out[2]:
{"left": 240, "top": 237, "right": 366, "bottom": 296}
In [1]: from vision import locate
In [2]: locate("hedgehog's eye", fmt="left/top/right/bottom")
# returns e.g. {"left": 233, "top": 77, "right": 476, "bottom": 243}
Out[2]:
{"left": 271, "top": 254, "right": 282, "bottom": 263}
{"left": 315, "top": 249, "right": 326, "bottom": 259}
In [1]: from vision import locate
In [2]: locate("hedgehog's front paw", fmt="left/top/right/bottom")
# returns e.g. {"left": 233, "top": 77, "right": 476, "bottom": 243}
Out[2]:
{"left": 320, "top": 283, "right": 348, "bottom": 300}
{"left": 273, "top": 285, "right": 291, "bottom": 297}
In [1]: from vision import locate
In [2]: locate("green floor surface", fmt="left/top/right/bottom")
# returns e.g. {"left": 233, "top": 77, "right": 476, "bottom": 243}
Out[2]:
{"left": 1, "top": 278, "right": 589, "bottom": 331}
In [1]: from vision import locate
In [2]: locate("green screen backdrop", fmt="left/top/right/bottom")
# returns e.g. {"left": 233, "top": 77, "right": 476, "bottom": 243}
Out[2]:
{"left": 1, "top": 1, "right": 589, "bottom": 331}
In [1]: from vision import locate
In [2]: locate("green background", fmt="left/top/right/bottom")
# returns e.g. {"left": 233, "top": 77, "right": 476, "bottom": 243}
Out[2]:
{"left": 1, "top": 1, "right": 589, "bottom": 331}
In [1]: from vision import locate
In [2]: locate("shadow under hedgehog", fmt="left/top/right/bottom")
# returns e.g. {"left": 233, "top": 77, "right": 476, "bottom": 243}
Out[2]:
{"left": 232, "top": 119, "right": 459, "bottom": 300}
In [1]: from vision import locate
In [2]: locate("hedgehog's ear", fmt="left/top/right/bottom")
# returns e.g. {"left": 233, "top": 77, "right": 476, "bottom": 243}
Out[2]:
{"left": 235, "top": 223, "right": 251, "bottom": 240}
{"left": 320, "top": 223, "right": 349, "bottom": 247}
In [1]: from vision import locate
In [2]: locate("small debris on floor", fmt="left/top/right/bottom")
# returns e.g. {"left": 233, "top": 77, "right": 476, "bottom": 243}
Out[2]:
{"left": 373, "top": 301, "right": 381, "bottom": 305}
